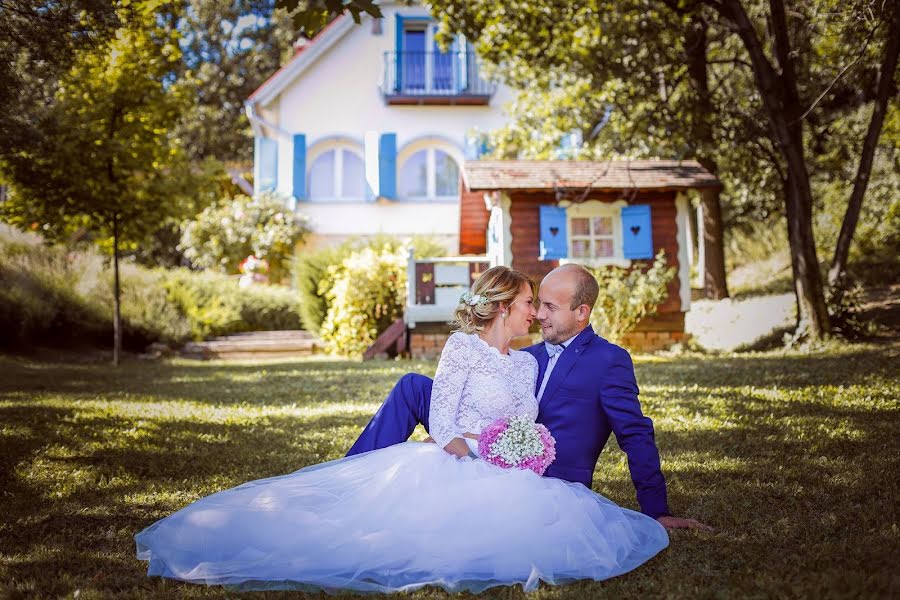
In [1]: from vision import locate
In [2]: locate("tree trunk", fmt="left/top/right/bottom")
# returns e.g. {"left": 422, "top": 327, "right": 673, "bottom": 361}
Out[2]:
{"left": 112, "top": 215, "right": 122, "bottom": 367}
{"left": 713, "top": 0, "right": 830, "bottom": 337}
{"left": 699, "top": 188, "right": 729, "bottom": 299}
{"left": 684, "top": 14, "right": 729, "bottom": 299}
{"left": 828, "top": 2, "right": 900, "bottom": 285}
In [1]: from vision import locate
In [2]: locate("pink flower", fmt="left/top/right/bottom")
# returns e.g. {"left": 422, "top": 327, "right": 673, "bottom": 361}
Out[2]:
{"left": 478, "top": 417, "right": 556, "bottom": 475}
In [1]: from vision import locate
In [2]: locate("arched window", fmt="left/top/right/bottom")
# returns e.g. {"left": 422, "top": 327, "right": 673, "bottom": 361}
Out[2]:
{"left": 307, "top": 146, "right": 366, "bottom": 201}
{"left": 399, "top": 148, "right": 459, "bottom": 200}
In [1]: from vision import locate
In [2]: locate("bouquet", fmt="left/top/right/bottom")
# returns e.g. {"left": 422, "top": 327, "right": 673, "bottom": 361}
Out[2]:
{"left": 478, "top": 415, "right": 556, "bottom": 475}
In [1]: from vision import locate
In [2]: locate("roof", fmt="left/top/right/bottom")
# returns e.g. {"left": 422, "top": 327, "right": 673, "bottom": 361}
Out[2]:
{"left": 247, "top": 14, "right": 353, "bottom": 105}
{"left": 462, "top": 160, "right": 720, "bottom": 191}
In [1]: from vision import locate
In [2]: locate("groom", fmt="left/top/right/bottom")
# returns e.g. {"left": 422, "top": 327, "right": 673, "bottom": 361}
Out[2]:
{"left": 347, "top": 263, "right": 709, "bottom": 530}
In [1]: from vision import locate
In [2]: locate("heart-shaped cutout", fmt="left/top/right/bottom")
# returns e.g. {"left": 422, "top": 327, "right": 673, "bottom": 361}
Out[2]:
{"left": 549, "top": 226, "right": 559, "bottom": 236}
{"left": 630, "top": 225, "right": 641, "bottom": 235}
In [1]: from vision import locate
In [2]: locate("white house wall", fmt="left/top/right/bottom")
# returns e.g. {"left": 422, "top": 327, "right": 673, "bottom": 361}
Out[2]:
{"left": 257, "top": 3, "right": 517, "bottom": 252}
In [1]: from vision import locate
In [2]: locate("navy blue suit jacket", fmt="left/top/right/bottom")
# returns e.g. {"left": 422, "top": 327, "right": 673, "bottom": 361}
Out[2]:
{"left": 527, "top": 325, "right": 669, "bottom": 518}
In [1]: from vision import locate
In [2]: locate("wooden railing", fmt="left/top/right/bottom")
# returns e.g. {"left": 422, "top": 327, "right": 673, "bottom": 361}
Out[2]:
{"left": 380, "top": 52, "right": 496, "bottom": 104}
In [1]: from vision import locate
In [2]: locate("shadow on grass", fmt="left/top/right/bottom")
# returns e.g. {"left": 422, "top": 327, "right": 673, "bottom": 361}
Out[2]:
{"left": 0, "top": 356, "right": 427, "bottom": 407}
{"left": 1, "top": 345, "right": 898, "bottom": 598}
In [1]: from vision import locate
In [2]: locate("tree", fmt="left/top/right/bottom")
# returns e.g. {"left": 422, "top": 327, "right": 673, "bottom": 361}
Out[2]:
{"left": 0, "top": 7, "right": 193, "bottom": 365}
{"left": 430, "top": 0, "right": 742, "bottom": 299}
{"left": 826, "top": 0, "right": 899, "bottom": 285}
{"left": 429, "top": 0, "right": 897, "bottom": 338}
{"left": 274, "top": 0, "right": 382, "bottom": 36}
{"left": 173, "top": 0, "right": 296, "bottom": 163}
{"left": 0, "top": 0, "right": 119, "bottom": 146}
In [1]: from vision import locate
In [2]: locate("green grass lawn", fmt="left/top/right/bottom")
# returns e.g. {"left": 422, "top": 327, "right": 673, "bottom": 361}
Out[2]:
{"left": 1, "top": 343, "right": 898, "bottom": 599}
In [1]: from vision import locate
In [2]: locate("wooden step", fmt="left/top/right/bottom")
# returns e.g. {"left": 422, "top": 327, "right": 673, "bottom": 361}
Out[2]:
{"left": 181, "top": 330, "right": 322, "bottom": 360}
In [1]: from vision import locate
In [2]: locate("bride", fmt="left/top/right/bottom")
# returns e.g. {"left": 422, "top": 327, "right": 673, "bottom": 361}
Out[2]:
{"left": 135, "top": 266, "right": 669, "bottom": 593}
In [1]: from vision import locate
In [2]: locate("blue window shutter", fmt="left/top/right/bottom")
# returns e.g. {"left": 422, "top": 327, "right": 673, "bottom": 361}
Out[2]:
{"left": 255, "top": 137, "right": 277, "bottom": 193}
{"left": 394, "top": 15, "right": 403, "bottom": 92}
{"left": 539, "top": 205, "right": 568, "bottom": 260}
{"left": 621, "top": 204, "right": 654, "bottom": 259}
{"left": 379, "top": 133, "right": 397, "bottom": 199}
{"left": 457, "top": 35, "right": 468, "bottom": 92}
{"left": 292, "top": 134, "right": 305, "bottom": 200}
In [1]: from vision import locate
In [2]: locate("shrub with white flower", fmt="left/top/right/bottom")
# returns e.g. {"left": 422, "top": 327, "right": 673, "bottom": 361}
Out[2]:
{"left": 179, "top": 192, "right": 311, "bottom": 283}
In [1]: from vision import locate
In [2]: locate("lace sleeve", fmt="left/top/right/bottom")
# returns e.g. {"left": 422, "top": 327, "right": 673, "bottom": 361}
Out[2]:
{"left": 527, "top": 353, "right": 538, "bottom": 399}
{"left": 517, "top": 352, "right": 540, "bottom": 418}
{"left": 428, "top": 332, "right": 472, "bottom": 449}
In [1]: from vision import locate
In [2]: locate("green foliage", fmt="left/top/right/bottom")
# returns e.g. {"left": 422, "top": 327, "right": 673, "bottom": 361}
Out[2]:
{"left": 161, "top": 268, "right": 303, "bottom": 340}
{"left": 587, "top": 250, "right": 677, "bottom": 344}
{"left": 824, "top": 275, "right": 874, "bottom": 341}
{"left": 0, "top": 229, "right": 189, "bottom": 349}
{"left": 0, "top": 0, "right": 119, "bottom": 156}
{"left": 295, "top": 235, "right": 447, "bottom": 338}
{"left": 811, "top": 104, "right": 900, "bottom": 284}
{"left": 179, "top": 192, "right": 311, "bottom": 283}
{"left": 319, "top": 244, "right": 407, "bottom": 357}
{"left": 0, "top": 227, "right": 302, "bottom": 350}
{"left": 173, "top": 0, "right": 295, "bottom": 163}
{"left": 293, "top": 245, "right": 351, "bottom": 336}
{"left": 0, "top": 7, "right": 192, "bottom": 247}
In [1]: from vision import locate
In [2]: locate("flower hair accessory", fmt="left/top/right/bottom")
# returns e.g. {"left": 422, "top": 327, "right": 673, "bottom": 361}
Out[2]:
{"left": 460, "top": 291, "right": 490, "bottom": 307}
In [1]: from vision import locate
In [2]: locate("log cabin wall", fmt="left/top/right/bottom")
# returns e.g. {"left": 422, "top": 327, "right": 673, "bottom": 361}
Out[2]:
{"left": 429, "top": 187, "right": 687, "bottom": 356}
{"left": 458, "top": 189, "right": 490, "bottom": 255}
{"left": 508, "top": 190, "right": 681, "bottom": 314}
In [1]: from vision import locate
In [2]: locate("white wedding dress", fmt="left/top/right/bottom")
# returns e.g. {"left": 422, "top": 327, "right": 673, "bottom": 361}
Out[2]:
{"left": 135, "top": 332, "right": 669, "bottom": 593}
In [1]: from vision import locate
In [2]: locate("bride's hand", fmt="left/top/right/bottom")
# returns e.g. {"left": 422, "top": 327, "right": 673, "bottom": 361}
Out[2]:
{"left": 442, "top": 437, "right": 472, "bottom": 458}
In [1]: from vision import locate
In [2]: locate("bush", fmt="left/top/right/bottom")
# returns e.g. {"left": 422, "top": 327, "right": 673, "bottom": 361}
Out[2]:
{"left": 295, "top": 235, "right": 447, "bottom": 337}
{"left": 0, "top": 226, "right": 303, "bottom": 351}
{"left": 586, "top": 250, "right": 676, "bottom": 345}
{"left": 179, "top": 192, "right": 311, "bottom": 283}
{"left": 294, "top": 245, "right": 351, "bottom": 337}
{"left": 319, "top": 244, "right": 408, "bottom": 357}
{"left": 160, "top": 269, "right": 303, "bottom": 340}
{"left": 824, "top": 274, "right": 875, "bottom": 341}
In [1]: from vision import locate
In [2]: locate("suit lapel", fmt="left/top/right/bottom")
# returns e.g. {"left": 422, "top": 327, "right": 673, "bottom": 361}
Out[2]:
{"left": 534, "top": 345, "right": 550, "bottom": 396}
{"left": 540, "top": 326, "right": 595, "bottom": 404}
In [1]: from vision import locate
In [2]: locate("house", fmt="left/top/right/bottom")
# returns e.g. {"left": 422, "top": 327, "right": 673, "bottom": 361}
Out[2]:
{"left": 246, "top": 4, "right": 719, "bottom": 356}
{"left": 244, "top": 2, "right": 517, "bottom": 253}
{"left": 404, "top": 160, "right": 720, "bottom": 357}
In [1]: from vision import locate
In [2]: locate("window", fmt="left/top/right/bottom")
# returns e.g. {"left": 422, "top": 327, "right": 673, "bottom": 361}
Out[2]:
{"left": 398, "top": 21, "right": 464, "bottom": 94}
{"left": 563, "top": 200, "right": 630, "bottom": 267}
{"left": 399, "top": 148, "right": 459, "bottom": 200}
{"left": 307, "top": 147, "right": 366, "bottom": 202}
{"left": 570, "top": 215, "right": 615, "bottom": 259}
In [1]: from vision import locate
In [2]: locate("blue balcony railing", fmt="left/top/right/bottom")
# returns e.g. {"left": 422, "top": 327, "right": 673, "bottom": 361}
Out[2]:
{"left": 381, "top": 51, "right": 496, "bottom": 104}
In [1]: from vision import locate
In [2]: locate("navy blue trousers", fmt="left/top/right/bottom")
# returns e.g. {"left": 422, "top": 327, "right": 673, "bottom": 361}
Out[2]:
{"left": 346, "top": 374, "right": 433, "bottom": 456}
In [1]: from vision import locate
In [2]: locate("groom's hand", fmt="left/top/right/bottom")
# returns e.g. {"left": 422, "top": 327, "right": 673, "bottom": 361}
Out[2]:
{"left": 657, "top": 516, "right": 713, "bottom": 531}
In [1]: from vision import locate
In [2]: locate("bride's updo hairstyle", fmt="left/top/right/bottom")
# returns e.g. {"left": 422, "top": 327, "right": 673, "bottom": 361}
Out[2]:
{"left": 453, "top": 266, "right": 535, "bottom": 334}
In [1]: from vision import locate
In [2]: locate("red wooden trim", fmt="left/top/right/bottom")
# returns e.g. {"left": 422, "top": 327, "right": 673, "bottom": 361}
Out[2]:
{"left": 415, "top": 263, "right": 435, "bottom": 305}
{"left": 468, "top": 262, "right": 489, "bottom": 284}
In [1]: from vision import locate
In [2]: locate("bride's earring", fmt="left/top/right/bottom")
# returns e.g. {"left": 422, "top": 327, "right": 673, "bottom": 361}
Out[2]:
{"left": 501, "top": 312, "right": 507, "bottom": 318}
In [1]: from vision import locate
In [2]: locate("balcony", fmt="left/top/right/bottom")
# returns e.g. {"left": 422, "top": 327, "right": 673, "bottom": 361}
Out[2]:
{"left": 381, "top": 51, "right": 497, "bottom": 105}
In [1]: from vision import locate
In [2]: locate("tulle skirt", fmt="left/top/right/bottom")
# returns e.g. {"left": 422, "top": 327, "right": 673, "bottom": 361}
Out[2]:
{"left": 135, "top": 441, "right": 668, "bottom": 593}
